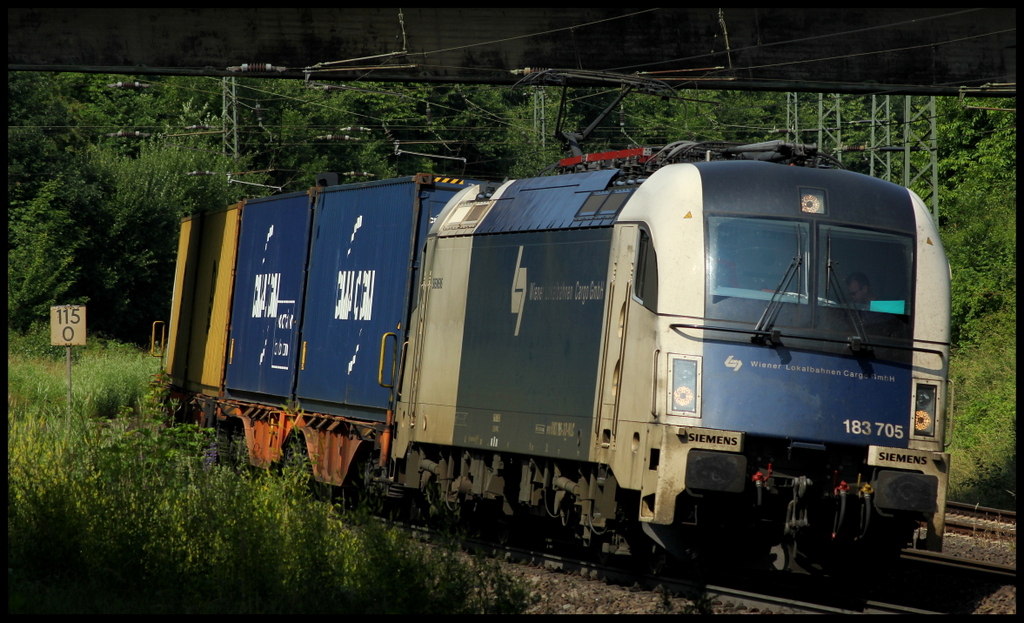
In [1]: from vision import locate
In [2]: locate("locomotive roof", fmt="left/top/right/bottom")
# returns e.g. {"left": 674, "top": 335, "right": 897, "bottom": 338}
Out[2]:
{"left": 471, "top": 169, "right": 624, "bottom": 234}
{"left": 449, "top": 160, "right": 917, "bottom": 237}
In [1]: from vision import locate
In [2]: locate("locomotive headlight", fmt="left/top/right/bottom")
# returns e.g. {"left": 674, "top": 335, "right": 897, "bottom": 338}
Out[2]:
{"left": 669, "top": 356, "right": 699, "bottom": 415}
{"left": 799, "top": 188, "right": 827, "bottom": 214}
{"left": 913, "top": 383, "right": 937, "bottom": 437}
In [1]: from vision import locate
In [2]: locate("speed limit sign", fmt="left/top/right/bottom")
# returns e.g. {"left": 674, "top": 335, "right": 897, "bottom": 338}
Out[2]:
{"left": 51, "top": 305, "right": 87, "bottom": 346}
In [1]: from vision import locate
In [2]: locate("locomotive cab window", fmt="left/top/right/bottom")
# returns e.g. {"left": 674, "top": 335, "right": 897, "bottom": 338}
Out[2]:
{"left": 817, "top": 225, "right": 913, "bottom": 339}
{"left": 706, "top": 216, "right": 810, "bottom": 326}
{"left": 705, "top": 215, "right": 915, "bottom": 342}
{"left": 634, "top": 228, "right": 658, "bottom": 312}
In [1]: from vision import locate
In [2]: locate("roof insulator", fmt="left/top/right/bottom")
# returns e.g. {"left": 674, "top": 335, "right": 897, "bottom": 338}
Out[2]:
{"left": 227, "top": 63, "right": 288, "bottom": 73}
{"left": 106, "top": 81, "right": 151, "bottom": 89}
{"left": 105, "top": 130, "right": 151, "bottom": 138}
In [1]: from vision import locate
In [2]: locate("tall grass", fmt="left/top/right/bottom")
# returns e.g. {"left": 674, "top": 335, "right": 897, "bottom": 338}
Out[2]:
{"left": 945, "top": 308, "right": 1017, "bottom": 510}
{"left": 8, "top": 343, "right": 528, "bottom": 613}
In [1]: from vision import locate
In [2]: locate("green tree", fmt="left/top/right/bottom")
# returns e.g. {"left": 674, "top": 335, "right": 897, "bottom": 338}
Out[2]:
{"left": 8, "top": 73, "right": 251, "bottom": 341}
{"left": 7, "top": 175, "right": 93, "bottom": 332}
{"left": 74, "top": 142, "right": 246, "bottom": 341}
{"left": 935, "top": 97, "right": 1015, "bottom": 507}
{"left": 937, "top": 97, "right": 1016, "bottom": 348}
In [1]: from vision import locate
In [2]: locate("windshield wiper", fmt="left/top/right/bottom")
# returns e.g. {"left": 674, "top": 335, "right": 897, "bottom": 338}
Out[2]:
{"left": 751, "top": 255, "right": 802, "bottom": 345}
{"left": 825, "top": 231, "right": 870, "bottom": 353}
{"left": 669, "top": 321, "right": 945, "bottom": 359}
{"left": 751, "top": 224, "right": 805, "bottom": 345}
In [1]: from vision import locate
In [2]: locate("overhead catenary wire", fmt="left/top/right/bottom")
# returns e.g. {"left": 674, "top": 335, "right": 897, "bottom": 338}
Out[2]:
{"left": 13, "top": 78, "right": 1000, "bottom": 149}
{"left": 339, "top": 8, "right": 1011, "bottom": 96}
{"left": 40, "top": 67, "right": 936, "bottom": 147}
{"left": 608, "top": 8, "right": 995, "bottom": 73}
{"left": 11, "top": 54, "right": 1011, "bottom": 190}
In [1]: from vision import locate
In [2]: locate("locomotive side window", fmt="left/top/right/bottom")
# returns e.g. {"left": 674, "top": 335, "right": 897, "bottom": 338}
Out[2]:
{"left": 635, "top": 229, "right": 659, "bottom": 312}
{"left": 706, "top": 216, "right": 810, "bottom": 326}
{"left": 577, "top": 192, "right": 608, "bottom": 216}
{"left": 576, "top": 189, "right": 634, "bottom": 219}
{"left": 598, "top": 189, "right": 633, "bottom": 215}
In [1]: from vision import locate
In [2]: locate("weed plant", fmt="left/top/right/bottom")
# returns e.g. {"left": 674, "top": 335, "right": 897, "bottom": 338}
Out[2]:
{"left": 945, "top": 308, "right": 1017, "bottom": 510}
{"left": 9, "top": 345, "right": 528, "bottom": 613}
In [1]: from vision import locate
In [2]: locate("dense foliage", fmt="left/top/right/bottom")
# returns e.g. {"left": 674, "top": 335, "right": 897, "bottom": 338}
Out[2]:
{"left": 8, "top": 72, "right": 1015, "bottom": 507}
{"left": 933, "top": 97, "right": 1016, "bottom": 508}
{"left": 8, "top": 345, "right": 529, "bottom": 613}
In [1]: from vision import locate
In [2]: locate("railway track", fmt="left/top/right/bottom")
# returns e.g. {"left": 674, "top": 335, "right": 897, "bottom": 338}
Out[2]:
{"left": 946, "top": 501, "right": 1016, "bottom": 539}
{"left": 387, "top": 506, "right": 1015, "bottom": 614}
{"left": 481, "top": 505, "right": 1017, "bottom": 613}
{"left": 900, "top": 548, "right": 1015, "bottom": 582}
{"left": 447, "top": 529, "right": 977, "bottom": 614}
{"left": 467, "top": 536, "right": 950, "bottom": 614}
{"left": 376, "top": 495, "right": 1015, "bottom": 614}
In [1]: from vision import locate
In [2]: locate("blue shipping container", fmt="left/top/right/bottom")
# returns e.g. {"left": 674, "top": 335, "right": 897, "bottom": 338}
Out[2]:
{"left": 296, "top": 176, "right": 475, "bottom": 419}
{"left": 225, "top": 192, "right": 314, "bottom": 403}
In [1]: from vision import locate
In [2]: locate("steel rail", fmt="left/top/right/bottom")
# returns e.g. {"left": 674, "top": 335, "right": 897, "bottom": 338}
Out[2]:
{"left": 457, "top": 532, "right": 946, "bottom": 614}
{"left": 900, "top": 548, "right": 1016, "bottom": 581}
{"left": 945, "top": 501, "right": 1016, "bottom": 538}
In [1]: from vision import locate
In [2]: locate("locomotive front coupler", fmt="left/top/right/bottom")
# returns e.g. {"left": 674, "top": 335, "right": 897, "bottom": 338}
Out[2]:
{"left": 783, "top": 475, "right": 813, "bottom": 537}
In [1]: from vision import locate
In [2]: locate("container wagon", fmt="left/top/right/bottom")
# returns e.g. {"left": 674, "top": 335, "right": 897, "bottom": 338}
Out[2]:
{"left": 166, "top": 144, "right": 951, "bottom": 571}
{"left": 167, "top": 174, "right": 477, "bottom": 484}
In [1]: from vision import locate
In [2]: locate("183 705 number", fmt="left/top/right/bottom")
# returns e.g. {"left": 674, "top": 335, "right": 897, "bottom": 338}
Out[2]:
{"left": 843, "top": 420, "right": 904, "bottom": 438}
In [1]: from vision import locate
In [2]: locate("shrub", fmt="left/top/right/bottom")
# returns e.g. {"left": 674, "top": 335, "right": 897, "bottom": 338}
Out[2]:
{"left": 8, "top": 344, "right": 528, "bottom": 613}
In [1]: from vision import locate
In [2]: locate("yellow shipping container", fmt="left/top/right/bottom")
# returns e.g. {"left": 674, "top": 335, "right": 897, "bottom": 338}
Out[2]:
{"left": 166, "top": 203, "right": 242, "bottom": 395}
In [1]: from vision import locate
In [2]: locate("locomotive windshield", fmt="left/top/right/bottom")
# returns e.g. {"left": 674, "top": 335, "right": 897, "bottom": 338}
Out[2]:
{"left": 816, "top": 224, "right": 913, "bottom": 340}
{"left": 707, "top": 217, "right": 811, "bottom": 328}
{"left": 706, "top": 216, "right": 913, "bottom": 342}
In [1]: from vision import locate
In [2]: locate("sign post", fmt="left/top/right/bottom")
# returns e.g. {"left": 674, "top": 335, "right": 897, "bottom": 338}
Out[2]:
{"left": 51, "top": 305, "right": 86, "bottom": 417}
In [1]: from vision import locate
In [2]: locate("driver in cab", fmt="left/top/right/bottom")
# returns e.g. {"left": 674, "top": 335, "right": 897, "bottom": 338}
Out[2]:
{"left": 845, "top": 272, "right": 874, "bottom": 309}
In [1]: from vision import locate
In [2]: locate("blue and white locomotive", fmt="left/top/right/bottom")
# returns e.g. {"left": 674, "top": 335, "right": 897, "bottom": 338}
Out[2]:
{"left": 391, "top": 141, "right": 950, "bottom": 569}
